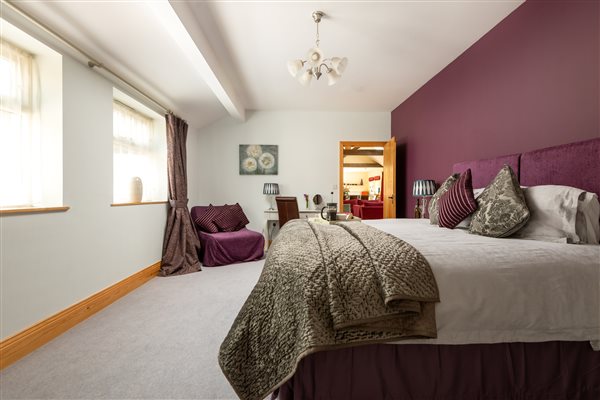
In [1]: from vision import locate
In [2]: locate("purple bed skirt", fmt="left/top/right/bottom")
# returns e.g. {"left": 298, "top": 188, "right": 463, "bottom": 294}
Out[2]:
{"left": 276, "top": 341, "right": 600, "bottom": 400}
{"left": 198, "top": 228, "right": 264, "bottom": 267}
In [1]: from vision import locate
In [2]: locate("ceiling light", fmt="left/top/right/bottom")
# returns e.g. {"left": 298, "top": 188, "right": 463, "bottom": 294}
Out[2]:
{"left": 288, "top": 11, "right": 348, "bottom": 86}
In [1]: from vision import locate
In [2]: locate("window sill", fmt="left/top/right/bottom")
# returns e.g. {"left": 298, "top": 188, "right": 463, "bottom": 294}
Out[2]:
{"left": 111, "top": 201, "right": 168, "bottom": 207}
{"left": 0, "top": 206, "right": 71, "bottom": 216}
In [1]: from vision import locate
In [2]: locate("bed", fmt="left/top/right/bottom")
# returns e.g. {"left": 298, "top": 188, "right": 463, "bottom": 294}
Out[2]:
{"left": 220, "top": 138, "right": 600, "bottom": 400}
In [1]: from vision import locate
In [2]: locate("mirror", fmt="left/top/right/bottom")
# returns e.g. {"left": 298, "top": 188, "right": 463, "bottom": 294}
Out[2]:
{"left": 312, "top": 194, "right": 323, "bottom": 209}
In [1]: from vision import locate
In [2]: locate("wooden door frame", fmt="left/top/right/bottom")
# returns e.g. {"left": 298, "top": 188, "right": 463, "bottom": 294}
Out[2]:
{"left": 339, "top": 141, "right": 388, "bottom": 211}
{"left": 383, "top": 137, "right": 397, "bottom": 218}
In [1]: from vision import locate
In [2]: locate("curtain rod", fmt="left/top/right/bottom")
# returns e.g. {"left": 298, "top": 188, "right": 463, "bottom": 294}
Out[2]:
{"left": 2, "top": 0, "right": 173, "bottom": 116}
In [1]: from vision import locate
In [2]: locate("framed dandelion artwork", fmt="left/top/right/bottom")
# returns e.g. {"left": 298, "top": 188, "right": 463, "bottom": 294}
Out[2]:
{"left": 239, "top": 144, "right": 278, "bottom": 175}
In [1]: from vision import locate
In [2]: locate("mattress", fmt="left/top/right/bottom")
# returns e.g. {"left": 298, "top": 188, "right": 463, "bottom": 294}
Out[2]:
{"left": 363, "top": 219, "right": 600, "bottom": 345}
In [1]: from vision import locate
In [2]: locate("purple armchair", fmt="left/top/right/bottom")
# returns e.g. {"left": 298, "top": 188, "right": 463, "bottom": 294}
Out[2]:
{"left": 191, "top": 205, "right": 264, "bottom": 267}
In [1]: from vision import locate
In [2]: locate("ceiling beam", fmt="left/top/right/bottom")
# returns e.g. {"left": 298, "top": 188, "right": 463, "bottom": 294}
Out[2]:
{"left": 343, "top": 163, "right": 383, "bottom": 168}
{"left": 343, "top": 149, "right": 384, "bottom": 156}
{"left": 149, "top": 1, "right": 246, "bottom": 121}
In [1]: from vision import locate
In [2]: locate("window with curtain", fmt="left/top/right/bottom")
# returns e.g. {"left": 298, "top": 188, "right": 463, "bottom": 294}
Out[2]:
{"left": 0, "top": 39, "right": 41, "bottom": 208}
{"left": 113, "top": 100, "right": 167, "bottom": 203}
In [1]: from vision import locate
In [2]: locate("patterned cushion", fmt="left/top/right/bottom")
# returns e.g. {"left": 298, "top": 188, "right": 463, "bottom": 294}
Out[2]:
{"left": 193, "top": 205, "right": 221, "bottom": 233}
{"left": 213, "top": 203, "right": 250, "bottom": 232}
{"left": 438, "top": 169, "right": 478, "bottom": 229}
{"left": 428, "top": 174, "right": 459, "bottom": 224}
{"left": 469, "top": 165, "right": 530, "bottom": 237}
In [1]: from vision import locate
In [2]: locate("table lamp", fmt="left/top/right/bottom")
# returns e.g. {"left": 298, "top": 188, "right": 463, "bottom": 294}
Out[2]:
{"left": 412, "top": 179, "right": 436, "bottom": 218}
{"left": 263, "top": 183, "right": 280, "bottom": 210}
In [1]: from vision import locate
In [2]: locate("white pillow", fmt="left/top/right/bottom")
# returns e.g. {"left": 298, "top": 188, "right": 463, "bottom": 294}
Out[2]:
{"left": 456, "top": 188, "right": 484, "bottom": 229}
{"left": 576, "top": 192, "right": 600, "bottom": 244}
{"left": 513, "top": 185, "right": 583, "bottom": 243}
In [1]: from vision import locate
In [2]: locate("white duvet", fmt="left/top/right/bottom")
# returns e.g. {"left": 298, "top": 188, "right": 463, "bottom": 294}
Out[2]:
{"left": 364, "top": 219, "right": 600, "bottom": 346}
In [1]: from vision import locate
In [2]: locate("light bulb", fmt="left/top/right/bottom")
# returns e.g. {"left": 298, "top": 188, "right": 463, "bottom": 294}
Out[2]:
{"left": 306, "top": 47, "right": 323, "bottom": 65}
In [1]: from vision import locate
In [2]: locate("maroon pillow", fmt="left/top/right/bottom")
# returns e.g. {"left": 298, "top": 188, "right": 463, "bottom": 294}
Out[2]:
{"left": 193, "top": 205, "right": 221, "bottom": 233}
{"left": 213, "top": 211, "right": 240, "bottom": 232}
{"left": 212, "top": 203, "right": 250, "bottom": 232}
{"left": 229, "top": 203, "right": 249, "bottom": 229}
{"left": 438, "top": 169, "right": 477, "bottom": 229}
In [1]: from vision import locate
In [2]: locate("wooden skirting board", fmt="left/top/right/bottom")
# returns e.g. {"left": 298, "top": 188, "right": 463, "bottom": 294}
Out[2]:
{"left": 0, "top": 261, "right": 161, "bottom": 370}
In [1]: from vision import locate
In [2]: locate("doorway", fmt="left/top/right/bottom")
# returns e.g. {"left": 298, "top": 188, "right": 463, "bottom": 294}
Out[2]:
{"left": 339, "top": 138, "right": 396, "bottom": 218}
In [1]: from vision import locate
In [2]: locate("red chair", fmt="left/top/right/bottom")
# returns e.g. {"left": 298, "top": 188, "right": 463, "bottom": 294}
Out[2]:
{"left": 360, "top": 206, "right": 383, "bottom": 219}
{"left": 344, "top": 198, "right": 359, "bottom": 213}
{"left": 352, "top": 200, "right": 384, "bottom": 220}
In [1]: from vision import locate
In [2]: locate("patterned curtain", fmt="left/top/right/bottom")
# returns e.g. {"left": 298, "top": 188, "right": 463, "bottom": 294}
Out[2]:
{"left": 160, "top": 113, "right": 201, "bottom": 276}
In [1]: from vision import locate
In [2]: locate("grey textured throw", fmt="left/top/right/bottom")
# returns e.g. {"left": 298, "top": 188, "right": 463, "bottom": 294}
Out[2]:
{"left": 219, "top": 220, "right": 439, "bottom": 400}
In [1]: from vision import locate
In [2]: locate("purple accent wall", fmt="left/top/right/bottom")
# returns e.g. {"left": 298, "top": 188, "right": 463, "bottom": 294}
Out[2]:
{"left": 391, "top": 0, "right": 599, "bottom": 217}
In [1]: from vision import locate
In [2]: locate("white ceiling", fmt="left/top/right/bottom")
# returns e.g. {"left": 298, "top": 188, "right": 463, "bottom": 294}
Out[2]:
{"left": 6, "top": 0, "right": 228, "bottom": 129}
{"left": 3, "top": 0, "right": 523, "bottom": 129}
{"left": 200, "top": 0, "right": 522, "bottom": 111}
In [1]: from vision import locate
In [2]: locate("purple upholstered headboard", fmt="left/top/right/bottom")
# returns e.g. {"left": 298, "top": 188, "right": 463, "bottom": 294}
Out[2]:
{"left": 520, "top": 138, "right": 600, "bottom": 197}
{"left": 453, "top": 154, "right": 520, "bottom": 189}
{"left": 452, "top": 138, "right": 600, "bottom": 196}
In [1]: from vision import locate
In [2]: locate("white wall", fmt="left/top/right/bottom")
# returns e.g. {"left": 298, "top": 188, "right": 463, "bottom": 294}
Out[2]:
{"left": 0, "top": 56, "right": 169, "bottom": 339}
{"left": 190, "top": 111, "right": 390, "bottom": 232}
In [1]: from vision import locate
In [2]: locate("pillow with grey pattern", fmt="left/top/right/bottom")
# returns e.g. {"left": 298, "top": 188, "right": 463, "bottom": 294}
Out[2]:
{"left": 429, "top": 174, "right": 459, "bottom": 225}
{"left": 469, "top": 165, "right": 530, "bottom": 237}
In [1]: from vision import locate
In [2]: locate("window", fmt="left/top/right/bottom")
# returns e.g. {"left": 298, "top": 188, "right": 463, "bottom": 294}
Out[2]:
{"left": 0, "top": 40, "right": 38, "bottom": 207}
{"left": 112, "top": 92, "right": 167, "bottom": 204}
{"left": 0, "top": 25, "right": 62, "bottom": 211}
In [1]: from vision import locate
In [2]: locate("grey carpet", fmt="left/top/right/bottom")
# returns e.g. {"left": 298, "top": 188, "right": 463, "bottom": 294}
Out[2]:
{"left": 0, "top": 260, "right": 264, "bottom": 400}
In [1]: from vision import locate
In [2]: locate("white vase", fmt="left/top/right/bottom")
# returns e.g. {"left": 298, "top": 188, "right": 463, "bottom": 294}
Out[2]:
{"left": 130, "top": 177, "right": 143, "bottom": 203}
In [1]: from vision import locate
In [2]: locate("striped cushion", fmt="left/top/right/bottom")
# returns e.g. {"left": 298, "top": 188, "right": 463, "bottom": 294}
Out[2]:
{"left": 213, "top": 210, "right": 241, "bottom": 232}
{"left": 438, "top": 169, "right": 478, "bottom": 229}
{"left": 213, "top": 203, "right": 250, "bottom": 232}
{"left": 193, "top": 205, "right": 222, "bottom": 233}
{"left": 230, "top": 203, "right": 250, "bottom": 229}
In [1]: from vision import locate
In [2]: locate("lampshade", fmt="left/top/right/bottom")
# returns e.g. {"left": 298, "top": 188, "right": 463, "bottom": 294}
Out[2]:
{"left": 331, "top": 57, "right": 348, "bottom": 74}
{"left": 287, "top": 59, "right": 303, "bottom": 77}
{"left": 298, "top": 69, "right": 313, "bottom": 86}
{"left": 263, "top": 183, "right": 280, "bottom": 195}
{"left": 327, "top": 69, "right": 341, "bottom": 86}
{"left": 412, "top": 179, "right": 436, "bottom": 197}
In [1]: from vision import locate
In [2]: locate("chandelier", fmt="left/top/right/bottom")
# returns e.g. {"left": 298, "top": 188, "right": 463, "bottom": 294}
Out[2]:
{"left": 287, "top": 11, "right": 348, "bottom": 86}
